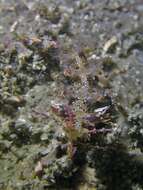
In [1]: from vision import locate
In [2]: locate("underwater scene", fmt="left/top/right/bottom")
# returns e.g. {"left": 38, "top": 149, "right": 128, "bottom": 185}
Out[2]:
{"left": 0, "top": 0, "right": 143, "bottom": 189}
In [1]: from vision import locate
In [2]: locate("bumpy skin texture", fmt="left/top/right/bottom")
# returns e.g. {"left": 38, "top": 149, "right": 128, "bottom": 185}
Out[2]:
{"left": 0, "top": 0, "right": 143, "bottom": 190}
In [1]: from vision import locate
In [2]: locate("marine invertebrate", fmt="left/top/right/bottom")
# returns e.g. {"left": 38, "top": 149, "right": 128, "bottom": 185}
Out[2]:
{"left": 50, "top": 51, "right": 115, "bottom": 157}
{"left": 51, "top": 102, "right": 79, "bottom": 157}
